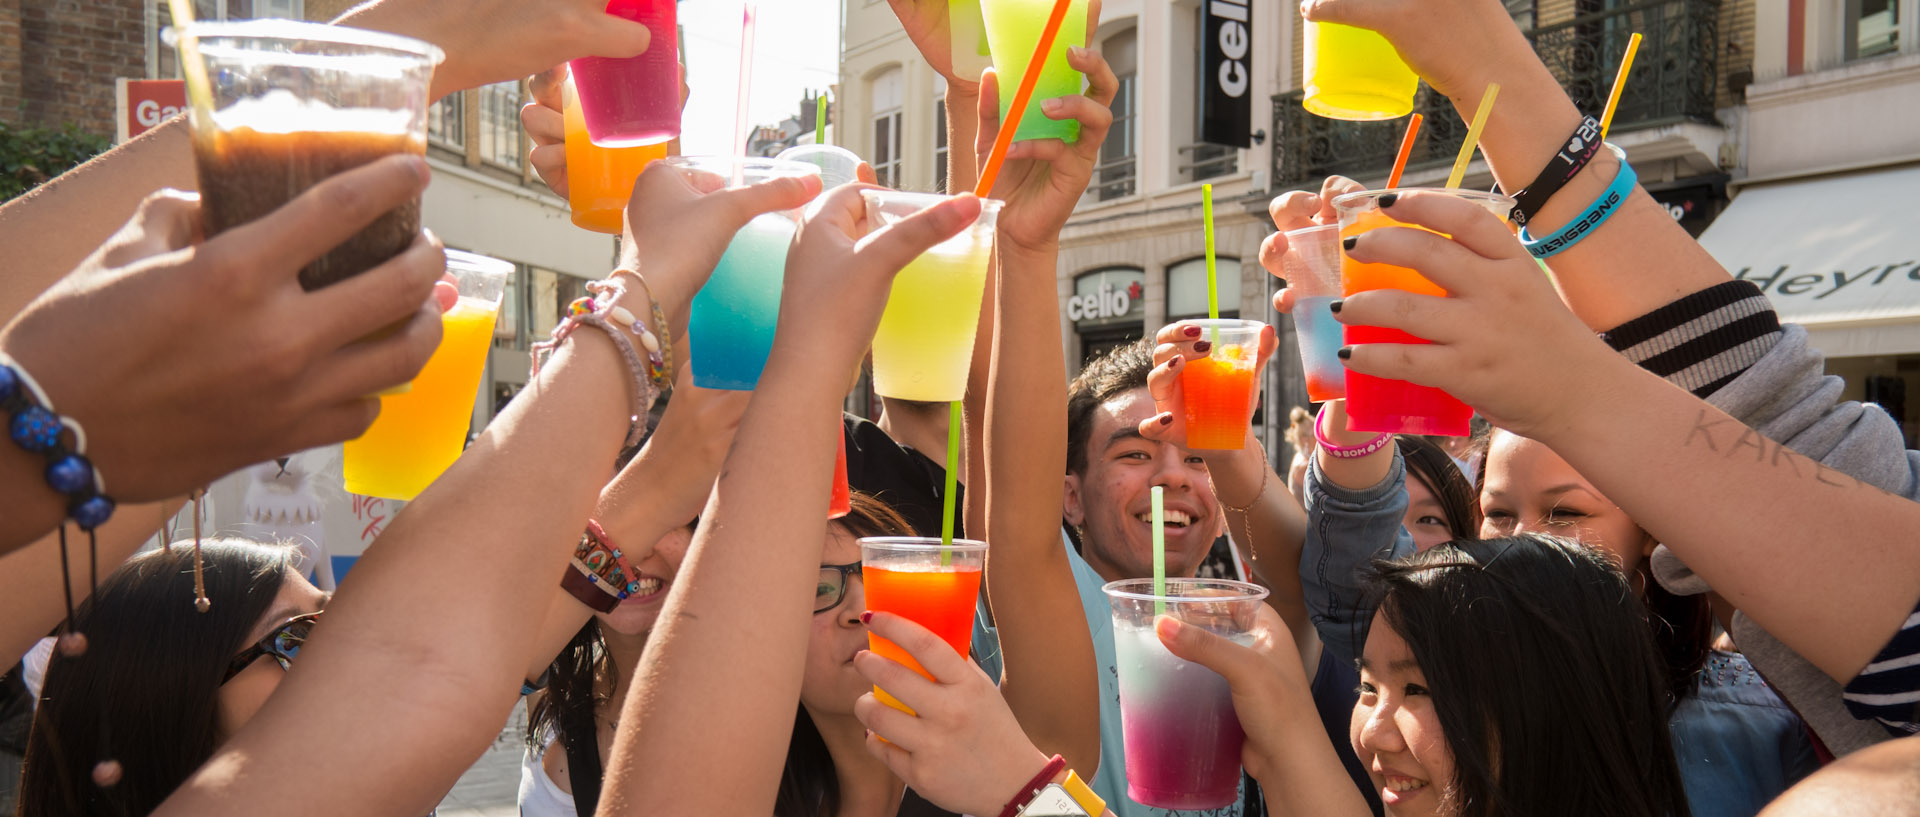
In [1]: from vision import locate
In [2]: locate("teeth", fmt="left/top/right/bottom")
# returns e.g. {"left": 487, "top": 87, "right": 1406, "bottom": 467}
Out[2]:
{"left": 1136, "top": 510, "right": 1192, "bottom": 527}
{"left": 635, "top": 577, "right": 663, "bottom": 595}
{"left": 1386, "top": 780, "right": 1427, "bottom": 793}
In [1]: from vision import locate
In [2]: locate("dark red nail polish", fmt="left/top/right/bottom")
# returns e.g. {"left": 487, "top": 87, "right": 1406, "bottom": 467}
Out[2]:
{"left": 1342, "top": 236, "right": 1358, "bottom": 251}
{"left": 1338, "top": 346, "right": 1353, "bottom": 360}
{"left": 1378, "top": 192, "right": 1399, "bottom": 208}
{"left": 859, "top": 611, "right": 873, "bottom": 624}
{"left": 1194, "top": 340, "right": 1212, "bottom": 353}
{"left": 1330, "top": 300, "right": 1343, "bottom": 314}
{"left": 1184, "top": 325, "right": 1202, "bottom": 338}
{"left": 1160, "top": 413, "right": 1174, "bottom": 425}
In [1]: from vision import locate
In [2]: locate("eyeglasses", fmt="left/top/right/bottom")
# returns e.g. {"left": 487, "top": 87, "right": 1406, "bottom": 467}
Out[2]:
{"left": 223, "top": 612, "right": 321, "bottom": 684}
{"left": 815, "top": 561, "right": 862, "bottom": 614}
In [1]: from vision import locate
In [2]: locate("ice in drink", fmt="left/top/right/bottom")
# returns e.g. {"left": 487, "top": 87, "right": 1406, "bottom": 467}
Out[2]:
{"left": 861, "top": 538, "right": 988, "bottom": 715}
{"left": 569, "top": 0, "right": 680, "bottom": 146}
{"left": 979, "top": 0, "right": 1089, "bottom": 142}
{"left": 564, "top": 78, "right": 667, "bottom": 234}
{"left": 1177, "top": 319, "right": 1264, "bottom": 451}
{"left": 863, "top": 191, "right": 1002, "bottom": 402}
{"left": 1302, "top": 22, "right": 1419, "bottom": 121}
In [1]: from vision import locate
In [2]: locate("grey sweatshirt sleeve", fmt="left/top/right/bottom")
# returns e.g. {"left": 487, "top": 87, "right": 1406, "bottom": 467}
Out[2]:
{"left": 1301, "top": 453, "right": 1417, "bottom": 668}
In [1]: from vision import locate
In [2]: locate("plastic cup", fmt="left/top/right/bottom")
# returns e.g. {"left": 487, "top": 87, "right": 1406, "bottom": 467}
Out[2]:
{"left": 175, "top": 20, "right": 441, "bottom": 291}
{"left": 1104, "top": 578, "right": 1269, "bottom": 810}
{"left": 979, "top": 0, "right": 1089, "bottom": 142}
{"left": 563, "top": 76, "right": 667, "bottom": 234}
{"left": 1302, "top": 22, "right": 1418, "bottom": 121}
{"left": 861, "top": 537, "right": 988, "bottom": 714}
{"left": 950, "top": 0, "right": 996, "bottom": 84}
{"left": 861, "top": 191, "right": 1004, "bottom": 402}
{"left": 671, "top": 156, "right": 822, "bottom": 391}
{"left": 1177, "top": 319, "right": 1265, "bottom": 450}
{"left": 1283, "top": 225, "right": 1346, "bottom": 402}
{"left": 776, "top": 144, "right": 864, "bottom": 189}
{"left": 343, "top": 251, "right": 512, "bottom": 500}
{"left": 568, "top": 0, "right": 680, "bottom": 147}
{"left": 830, "top": 430, "right": 851, "bottom": 520}
{"left": 1332, "top": 188, "right": 1515, "bottom": 436}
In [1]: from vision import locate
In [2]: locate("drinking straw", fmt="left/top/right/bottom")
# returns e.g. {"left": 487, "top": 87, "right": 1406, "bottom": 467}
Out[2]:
{"left": 1202, "top": 183, "right": 1220, "bottom": 347}
{"left": 1444, "top": 83, "right": 1500, "bottom": 189}
{"left": 1151, "top": 486, "right": 1166, "bottom": 615}
{"left": 940, "top": 400, "right": 960, "bottom": 564}
{"left": 973, "top": 0, "right": 1075, "bottom": 197}
{"left": 1385, "top": 113, "right": 1424, "bottom": 189}
{"left": 165, "top": 0, "right": 216, "bottom": 125}
{"left": 1599, "top": 33, "right": 1642, "bottom": 139}
{"left": 730, "top": 3, "right": 758, "bottom": 187}
{"left": 817, "top": 92, "right": 830, "bottom": 146}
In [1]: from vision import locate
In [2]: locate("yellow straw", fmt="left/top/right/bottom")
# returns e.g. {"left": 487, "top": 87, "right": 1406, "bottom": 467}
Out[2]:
{"left": 1445, "top": 83, "right": 1500, "bottom": 189}
{"left": 1202, "top": 183, "right": 1219, "bottom": 347}
{"left": 166, "top": 0, "right": 218, "bottom": 124}
{"left": 817, "top": 93, "right": 829, "bottom": 146}
{"left": 1599, "top": 33, "right": 1642, "bottom": 139}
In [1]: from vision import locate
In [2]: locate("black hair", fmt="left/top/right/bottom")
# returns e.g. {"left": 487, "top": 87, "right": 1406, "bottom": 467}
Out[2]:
{"left": 1065, "top": 339, "right": 1154, "bottom": 475}
{"left": 1364, "top": 534, "right": 1692, "bottom": 817}
{"left": 775, "top": 492, "right": 915, "bottom": 817}
{"left": 1396, "top": 434, "right": 1481, "bottom": 542}
{"left": 18, "top": 539, "right": 297, "bottom": 817}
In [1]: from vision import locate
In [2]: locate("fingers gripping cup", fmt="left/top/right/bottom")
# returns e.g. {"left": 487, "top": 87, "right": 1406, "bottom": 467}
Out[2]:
{"left": 343, "top": 251, "right": 513, "bottom": 501}
{"left": 564, "top": 77, "right": 667, "bottom": 234}
{"left": 1282, "top": 225, "right": 1347, "bottom": 402}
{"left": 1179, "top": 319, "right": 1266, "bottom": 450}
{"left": 1104, "top": 578, "right": 1269, "bottom": 810}
{"left": 1332, "top": 189, "right": 1515, "bottom": 437}
{"left": 860, "top": 538, "right": 988, "bottom": 714}
{"left": 673, "top": 156, "right": 822, "bottom": 391}
{"left": 1302, "top": 22, "right": 1419, "bottom": 121}
{"left": 861, "top": 191, "right": 1004, "bottom": 402}
{"left": 568, "top": 0, "right": 681, "bottom": 146}
{"left": 979, "top": 0, "right": 1090, "bottom": 142}
{"left": 175, "top": 20, "right": 441, "bottom": 291}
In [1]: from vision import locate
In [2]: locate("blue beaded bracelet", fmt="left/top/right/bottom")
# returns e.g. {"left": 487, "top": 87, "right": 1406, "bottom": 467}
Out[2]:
{"left": 1518, "top": 144, "right": 1637, "bottom": 259}
{"left": 0, "top": 354, "right": 115, "bottom": 530}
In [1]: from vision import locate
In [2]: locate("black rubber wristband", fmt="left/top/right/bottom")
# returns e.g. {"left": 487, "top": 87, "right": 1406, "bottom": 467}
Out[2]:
{"left": 1505, "top": 115, "right": 1604, "bottom": 226}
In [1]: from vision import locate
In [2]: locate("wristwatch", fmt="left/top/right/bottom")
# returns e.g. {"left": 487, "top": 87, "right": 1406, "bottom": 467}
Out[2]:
{"left": 1016, "top": 771, "right": 1106, "bottom": 817}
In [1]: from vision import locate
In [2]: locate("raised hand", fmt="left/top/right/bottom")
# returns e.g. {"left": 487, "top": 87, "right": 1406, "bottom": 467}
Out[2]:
{"left": 853, "top": 611, "right": 1053, "bottom": 817}
{"left": 884, "top": 0, "right": 979, "bottom": 94}
{"left": 1138, "top": 321, "right": 1278, "bottom": 447}
{"left": 335, "top": 0, "right": 652, "bottom": 100}
{"left": 974, "top": 42, "right": 1117, "bottom": 257}
{"left": 1261, "top": 175, "right": 1363, "bottom": 316}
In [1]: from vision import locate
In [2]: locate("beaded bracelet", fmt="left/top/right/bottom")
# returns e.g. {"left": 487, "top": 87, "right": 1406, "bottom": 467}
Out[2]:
{"left": 560, "top": 519, "right": 643, "bottom": 613}
{"left": 530, "top": 278, "right": 663, "bottom": 449}
{"left": 1518, "top": 144, "right": 1636, "bottom": 259}
{"left": 1314, "top": 404, "right": 1394, "bottom": 460}
{"left": 0, "top": 352, "right": 114, "bottom": 530}
{"left": 605, "top": 269, "right": 675, "bottom": 388}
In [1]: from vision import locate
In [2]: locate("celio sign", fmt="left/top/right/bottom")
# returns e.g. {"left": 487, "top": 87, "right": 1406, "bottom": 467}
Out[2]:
{"left": 1067, "top": 280, "right": 1137, "bottom": 322}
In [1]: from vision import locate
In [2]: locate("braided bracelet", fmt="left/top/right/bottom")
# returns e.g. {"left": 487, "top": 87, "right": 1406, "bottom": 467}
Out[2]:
{"left": 560, "top": 519, "right": 644, "bottom": 613}
{"left": 1313, "top": 404, "right": 1394, "bottom": 460}
{"left": 605, "top": 269, "right": 675, "bottom": 388}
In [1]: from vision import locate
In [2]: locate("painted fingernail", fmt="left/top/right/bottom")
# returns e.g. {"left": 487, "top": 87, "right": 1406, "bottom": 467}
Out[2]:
{"left": 1194, "top": 340, "right": 1212, "bottom": 353}
{"left": 1378, "top": 192, "right": 1399, "bottom": 208}
{"left": 859, "top": 611, "right": 873, "bottom": 624}
{"left": 1160, "top": 413, "right": 1174, "bottom": 426}
{"left": 1329, "top": 299, "right": 1343, "bottom": 314}
{"left": 1342, "top": 236, "right": 1358, "bottom": 251}
{"left": 1184, "top": 325, "right": 1202, "bottom": 338}
{"left": 1338, "top": 346, "right": 1353, "bottom": 360}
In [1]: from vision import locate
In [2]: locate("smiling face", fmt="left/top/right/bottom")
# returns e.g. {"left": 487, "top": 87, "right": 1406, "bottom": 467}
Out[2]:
{"left": 595, "top": 525, "right": 692, "bottom": 636}
{"left": 214, "top": 569, "right": 329, "bottom": 739}
{"left": 1351, "top": 611, "right": 1455, "bottom": 816}
{"left": 799, "top": 525, "right": 872, "bottom": 718}
{"left": 1478, "top": 431, "right": 1653, "bottom": 574}
{"left": 1064, "top": 387, "right": 1226, "bottom": 583}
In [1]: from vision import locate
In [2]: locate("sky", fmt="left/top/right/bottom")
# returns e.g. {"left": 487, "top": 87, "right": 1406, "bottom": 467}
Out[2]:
{"left": 677, "top": 0, "right": 844, "bottom": 154}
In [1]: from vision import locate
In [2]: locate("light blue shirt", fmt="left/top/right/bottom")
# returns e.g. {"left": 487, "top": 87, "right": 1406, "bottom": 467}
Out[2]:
{"left": 972, "top": 531, "right": 1244, "bottom": 817}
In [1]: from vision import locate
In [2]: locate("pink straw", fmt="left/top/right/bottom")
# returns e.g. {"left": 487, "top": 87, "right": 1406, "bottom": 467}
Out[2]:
{"left": 731, "top": 3, "right": 758, "bottom": 186}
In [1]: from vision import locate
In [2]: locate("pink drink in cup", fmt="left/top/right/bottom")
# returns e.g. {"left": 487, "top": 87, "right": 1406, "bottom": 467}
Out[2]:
{"left": 568, "top": 0, "right": 680, "bottom": 147}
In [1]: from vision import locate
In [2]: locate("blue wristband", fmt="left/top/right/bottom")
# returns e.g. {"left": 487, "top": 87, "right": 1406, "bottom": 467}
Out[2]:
{"left": 1518, "top": 144, "right": 1635, "bottom": 259}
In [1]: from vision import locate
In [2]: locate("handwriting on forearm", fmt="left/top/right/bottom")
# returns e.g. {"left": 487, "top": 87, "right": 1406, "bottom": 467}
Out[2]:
{"left": 1684, "top": 409, "right": 1862, "bottom": 489}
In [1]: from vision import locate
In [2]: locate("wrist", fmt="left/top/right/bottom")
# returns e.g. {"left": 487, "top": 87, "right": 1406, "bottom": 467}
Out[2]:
{"left": 989, "top": 751, "right": 1062, "bottom": 817}
{"left": 1000, "top": 240, "right": 1059, "bottom": 270}
{"left": 1204, "top": 444, "right": 1268, "bottom": 506}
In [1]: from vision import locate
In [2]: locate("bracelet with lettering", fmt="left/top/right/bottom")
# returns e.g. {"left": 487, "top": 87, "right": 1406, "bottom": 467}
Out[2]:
{"left": 1504, "top": 114, "right": 1604, "bottom": 226}
{"left": 1519, "top": 144, "right": 1636, "bottom": 259}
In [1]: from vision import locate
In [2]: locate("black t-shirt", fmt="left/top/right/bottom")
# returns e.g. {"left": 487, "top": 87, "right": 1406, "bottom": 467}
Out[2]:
{"left": 842, "top": 414, "right": 964, "bottom": 540}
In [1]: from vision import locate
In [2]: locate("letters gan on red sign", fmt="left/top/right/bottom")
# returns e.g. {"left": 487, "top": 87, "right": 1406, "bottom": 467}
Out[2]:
{"left": 116, "top": 79, "right": 188, "bottom": 143}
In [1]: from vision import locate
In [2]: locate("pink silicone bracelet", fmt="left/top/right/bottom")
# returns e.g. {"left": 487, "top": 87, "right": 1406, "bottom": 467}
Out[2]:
{"left": 1314, "top": 405, "right": 1394, "bottom": 460}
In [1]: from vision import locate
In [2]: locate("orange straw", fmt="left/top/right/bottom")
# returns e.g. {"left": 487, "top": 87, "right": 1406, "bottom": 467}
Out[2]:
{"left": 973, "top": 0, "right": 1075, "bottom": 197}
{"left": 1384, "top": 113, "right": 1423, "bottom": 189}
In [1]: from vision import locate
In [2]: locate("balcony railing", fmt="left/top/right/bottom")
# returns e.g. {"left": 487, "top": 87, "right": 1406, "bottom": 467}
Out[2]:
{"left": 1271, "top": 0, "right": 1720, "bottom": 190}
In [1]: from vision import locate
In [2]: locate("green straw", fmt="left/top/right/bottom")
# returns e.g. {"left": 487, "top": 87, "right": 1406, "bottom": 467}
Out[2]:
{"left": 1151, "top": 485, "right": 1166, "bottom": 616}
{"left": 940, "top": 400, "right": 961, "bottom": 565}
{"left": 1202, "top": 183, "right": 1220, "bottom": 347}
{"left": 817, "top": 93, "right": 829, "bottom": 146}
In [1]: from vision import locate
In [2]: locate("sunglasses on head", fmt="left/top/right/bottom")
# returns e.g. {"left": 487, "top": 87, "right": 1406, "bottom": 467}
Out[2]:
{"left": 223, "top": 612, "right": 321, "bottom": 684}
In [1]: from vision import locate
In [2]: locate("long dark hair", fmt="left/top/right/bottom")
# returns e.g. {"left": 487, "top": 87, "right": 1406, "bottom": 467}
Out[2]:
{"left": 1366, "top": 534, "right": 1692, "bottom": 817}
{"left": 775, "top": 492, "right": 916, "bottom": 817}
{"left": 1396, "top": 434, "right": 1480, "bottom": 542}
{"left": 18, "top": 539, "right": 296, "bottom": 817}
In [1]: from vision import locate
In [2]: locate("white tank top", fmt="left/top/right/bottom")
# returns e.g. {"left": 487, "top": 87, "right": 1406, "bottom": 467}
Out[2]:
{"left": 517, "top": 739, "right": 579, "bottom": 817}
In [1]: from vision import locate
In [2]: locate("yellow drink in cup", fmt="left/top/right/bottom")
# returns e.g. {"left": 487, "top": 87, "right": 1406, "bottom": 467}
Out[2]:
{"left": 1302, "top": 22, "right": 1418, "bottom": 121}
{"left": 564, "top": 78, "right": 667, "bottom": 235}
{"left": 344, "top": 251, "right": 513, "bottom": 500}
{"left": 861, "top": 191, "right": 1004, "bottom": 402}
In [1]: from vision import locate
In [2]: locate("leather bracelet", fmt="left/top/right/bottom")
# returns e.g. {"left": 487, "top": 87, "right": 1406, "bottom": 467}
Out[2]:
{"left": 1314, "top": 404, "right": 1393, "bottom": 460}
{"left": 999, "top": 755, "right": 1067, "bottom": 817}
{"left": 1504, "top": 115, "right": 1603, "bottom": 226}
{"left": 1518, "top": 144, "right": 1635, "bottom": 259}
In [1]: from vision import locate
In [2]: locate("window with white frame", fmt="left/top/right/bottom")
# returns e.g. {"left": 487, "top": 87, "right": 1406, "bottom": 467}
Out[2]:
{"left": 478, "top": 81, "right": 524, "bottom": 170}
{"left": 429, "top": 93, "right": 465, "bottom": 148}
{"left": 1097, "top": 27, "right": 1138, "bottom": 200}
{"left": 871, "top": 67, "right": 904, "bottom": 189}
{"left": 933, "top": 75, "right": 949, "bottom": 193}
{"left": 1179, "top": 8, "right": 1237, "bottom": 184}
{"left": 1847, "top": 0, "right": 1901, "bottom": 59}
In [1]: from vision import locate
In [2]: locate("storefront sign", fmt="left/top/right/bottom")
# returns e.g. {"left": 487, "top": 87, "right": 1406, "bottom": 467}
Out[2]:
{"left": 1200, "top": 0, "right": 1253, "bottom": 149}
{"left": 1647, "top": 183, "right": 1724, "bottom": 238}
{"left": 115, "top": 79, "right": 186, "bottom": 143}
{"left": 1070, "top": 269, "right": 1145, "bottom": 326}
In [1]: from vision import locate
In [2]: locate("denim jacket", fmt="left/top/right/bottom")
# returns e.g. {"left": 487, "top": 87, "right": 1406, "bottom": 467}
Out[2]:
{"left": 1299, "top": 453, "right": 1415, "bottom": 668}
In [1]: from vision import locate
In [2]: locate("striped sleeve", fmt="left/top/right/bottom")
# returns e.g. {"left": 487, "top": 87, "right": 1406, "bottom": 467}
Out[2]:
{"left": 1599, "top": 281, "right": 1783, "bottom": 398}
{"left": 1843, "top": 607, "right": 1920, "bottom": 736}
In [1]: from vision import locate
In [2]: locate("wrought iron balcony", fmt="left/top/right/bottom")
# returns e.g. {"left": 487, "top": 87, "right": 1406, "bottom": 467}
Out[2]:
{"left": 1270, "top": 0, "right": 1720, "bottom": 190}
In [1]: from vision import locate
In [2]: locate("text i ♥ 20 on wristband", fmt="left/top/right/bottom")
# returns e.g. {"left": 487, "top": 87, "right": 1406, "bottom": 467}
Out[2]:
{"left": 1519, "top": 144, "right": 1636, "bottom": 259}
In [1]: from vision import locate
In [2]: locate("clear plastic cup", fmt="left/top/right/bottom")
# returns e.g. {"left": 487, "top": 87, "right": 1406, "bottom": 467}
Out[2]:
{"left": 861, "top": 537, "right": 988, "bottom": 714}
{"left": 861, "top": 190, "right": 1004, "bottom": 402}
{"left": 1283, "top": 225, "right": 1346, "bottom": 402}
{"left": 174, "top": 19, "right": 441, "bottom": 291}
{"left": 568, "top": 0, "right": 680, "bottom": 146}
{"left": 979, "top": 0, "right": 1089, "bottom": 142}
{"left": 1177, "top": 319, "right": 1266, "bottom": 450}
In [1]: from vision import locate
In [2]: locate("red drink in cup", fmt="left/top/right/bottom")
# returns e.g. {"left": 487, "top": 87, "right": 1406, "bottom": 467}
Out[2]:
{"left": 569, "top": 0, "right": 680, "bottom": 147}
{"left": 1178, "top": 319, "right": 1265, "bottom": 450}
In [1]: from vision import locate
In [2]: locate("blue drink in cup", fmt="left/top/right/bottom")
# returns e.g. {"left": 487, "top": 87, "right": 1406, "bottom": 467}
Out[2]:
{"left": 1282, "top": 225, "right": 1346, "bottom": 402}
{"left": 667, "top": 156, "right": 822, "bottom": 391}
